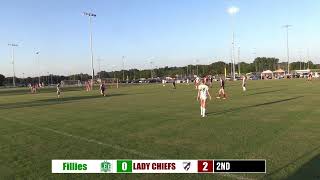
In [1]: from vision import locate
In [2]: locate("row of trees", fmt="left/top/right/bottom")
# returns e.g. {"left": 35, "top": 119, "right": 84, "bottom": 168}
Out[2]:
{"left": 1, "top": 58, "right": 319, "bottom": 86}
{"left": 96, "top": 57, "right": 319, "bottom": 80}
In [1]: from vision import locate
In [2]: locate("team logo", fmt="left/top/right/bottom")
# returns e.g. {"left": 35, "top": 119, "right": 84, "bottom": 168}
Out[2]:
{"left": 183, "top": 162, "right": 191, "bottom": 171}
{"left": 101, "top": 161, "right": 112, "bottom": 172}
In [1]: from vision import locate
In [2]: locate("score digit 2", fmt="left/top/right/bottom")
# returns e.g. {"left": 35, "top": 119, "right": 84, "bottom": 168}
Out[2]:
{"left": 197, "top": 160, "right": 213, "bottom": 173}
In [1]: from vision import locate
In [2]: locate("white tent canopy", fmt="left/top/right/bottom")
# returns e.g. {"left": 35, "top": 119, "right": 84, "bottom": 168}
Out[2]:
{"left": 274, "top": 69, "right": 285, "bottom": 73}
{"left": 261, "top": 70, "right": 273, "bottom": 79}
{"left": 262, "top": 70, "right": 273, "bottom": 74}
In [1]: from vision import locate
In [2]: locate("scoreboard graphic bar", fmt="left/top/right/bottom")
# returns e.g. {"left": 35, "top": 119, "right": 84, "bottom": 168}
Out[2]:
{"left": 52, "top": 159, "right": 266, "bottom": 173}
{"left": 214, "top": 160, "right": 266, "bottom": 173}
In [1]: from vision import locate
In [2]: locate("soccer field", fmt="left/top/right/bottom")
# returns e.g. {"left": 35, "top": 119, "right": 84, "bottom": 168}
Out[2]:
{"left": 0, "top": 79, "right": 319, "bottom": 179}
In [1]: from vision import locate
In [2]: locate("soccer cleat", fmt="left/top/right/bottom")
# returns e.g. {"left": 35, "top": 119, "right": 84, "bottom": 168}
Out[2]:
{"left": 216, "top": 97, "right": 221, "bottom": 99}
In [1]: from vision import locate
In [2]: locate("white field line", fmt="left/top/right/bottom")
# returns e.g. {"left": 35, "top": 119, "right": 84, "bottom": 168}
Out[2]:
{"left": 3, "top": 118, "right": 255, "bottom": 180}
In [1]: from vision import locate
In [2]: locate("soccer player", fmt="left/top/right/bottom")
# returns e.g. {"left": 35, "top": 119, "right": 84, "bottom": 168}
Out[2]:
{"left": 56, "top": 83, "right": 61, "bottom": 98}
{"left": 162, "top": 79, "right": 166, "bottom": 86}
{"left": 30, "top": 83, "right": 34, "bottom": 93}
{"left": 100, "top": 82, "right": 106, "bottom": 96}
{"left": 197, "top": 79, "right": 212, "bottom": 117}
{"left": 32, "top": 83, "right": 37, "bottom": 93}
{"left": 195, "top": 76, "right": 200, "bottom": 89}
{"left": 203, "top": 76, "right": 207, "bottom": 84}
{"left": 172, "top": 78, "right": 176, "bottom": 89}
{"left": 216, "top": 77, "right": 226, "bottom": 99}
{"left": 242, "top": 76, "right": 247, "bottom": 91}
{"left": 85, "top": 81, "right": 91, "bottom": 91}
{"left": 307, "top": 73, "right": 312, "bottom": 81}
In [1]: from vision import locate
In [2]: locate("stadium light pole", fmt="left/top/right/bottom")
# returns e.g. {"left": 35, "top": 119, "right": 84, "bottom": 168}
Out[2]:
{"left": 186, "top": 65, "right": 188, "bottom": 78}
{"left": 150, "top": 61, "right": 154, "bottom": 79}
{"left": 298, "top": 49, "right": 302, "bottom": 70}
{"left": 252, "top": 48, "right": 257, "bottom": 71}
{"left": 196, "top": 59, "right": 199, "bottom": 76}
{"left": 8, "top": 43, "right": 18, "bottom": 87}
{"left": 35, "top": 51, "right": 40, "bottom": 84}
{"left": 283, "top": 25, "right": 292, "bottom": 74}
{"left": 227, "top": 6, "right": 239, "bottom": 80}
{"left": 238, "top": 46, "right": 241, "bottom": 76}
{"left": 22, "top": 72, "right": 25, "bottom": 85}
{"left": 122, "top": 56, "right": 125, "bottom": 81}
{"left": 112, "top": 65, "right": 117, "bottom": 79}
{"left": 97, "top": 58, "right": 103, "bottom": 79}
{"left": 307, "top": 48, "right": 310, "bottom": 69}
{"left": 47, "top": 72, "right": 49, "bottom": 84}
{"left": 83, "top": 11, "right": 96, "bottom": 87}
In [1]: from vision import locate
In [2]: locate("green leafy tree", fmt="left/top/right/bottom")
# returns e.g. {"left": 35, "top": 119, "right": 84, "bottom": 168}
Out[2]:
{"left": 0, "top": 74, "right": 5, "bottom": 86}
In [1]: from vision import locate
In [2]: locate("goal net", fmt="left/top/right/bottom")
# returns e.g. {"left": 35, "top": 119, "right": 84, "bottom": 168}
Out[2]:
{"left": 98, "top": 78, "right": 119, "bottom": 88}
{"left": 61, "top": 80, "right": 82, "bottom": 87}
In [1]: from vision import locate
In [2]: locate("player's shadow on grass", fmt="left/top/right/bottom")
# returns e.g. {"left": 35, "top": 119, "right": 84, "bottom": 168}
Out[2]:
{"left": 207, "top": 96, "right": 303, "bottom": 116}
{"left": 0, "top": 87, "right": 83, "bottom": 96}
{"left": 249, "top": 86, "right": 273, "bottom": 91}
{"left": 0, "top": 93, "right": 126, "bottom": 110}
{"left": 246, "top": 84, "right": 288, "bottom": 92}
{"left": 264, "top": 145, "right": 320, "bottom": 179}
{"left": 246, "top": 88, "right": 286, "bottom": 96}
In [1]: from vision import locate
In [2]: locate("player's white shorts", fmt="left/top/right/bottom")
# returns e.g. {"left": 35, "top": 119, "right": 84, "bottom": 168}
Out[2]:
{"left": 200, "top": 95, "right": 207, "bottom": 101}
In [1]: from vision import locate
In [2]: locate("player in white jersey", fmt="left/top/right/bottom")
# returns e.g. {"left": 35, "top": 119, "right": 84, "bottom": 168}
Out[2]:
{"left": 242, "top": 76, "right": 247, "bottom": 91}
{"left": 197, "top": 79, "right": 212, "bottom": 117}
{"left": 195, "top": 77, "right": 200, "bottom": 89}
{"left": 56, "top": 83, "right": 61, "bottom": 98}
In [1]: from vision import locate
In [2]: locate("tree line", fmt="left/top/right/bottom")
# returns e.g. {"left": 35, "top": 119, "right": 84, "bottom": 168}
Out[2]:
{"left": 1, "top": 57, "right": 319, "bottom": 86}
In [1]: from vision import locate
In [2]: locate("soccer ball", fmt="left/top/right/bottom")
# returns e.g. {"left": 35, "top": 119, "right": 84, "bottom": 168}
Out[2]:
{"left": 163, "top": 84, "right": 165, "bottom": 87}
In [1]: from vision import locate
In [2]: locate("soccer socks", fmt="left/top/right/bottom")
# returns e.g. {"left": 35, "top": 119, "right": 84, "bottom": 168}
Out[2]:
{"left": 200, "top": 107, "right": 206, "bottom": 117}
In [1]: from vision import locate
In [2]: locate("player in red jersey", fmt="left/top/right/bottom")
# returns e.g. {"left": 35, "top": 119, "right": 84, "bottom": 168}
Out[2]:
{"left": 216, "top": 77, "right": 226, "bottom": 99}
{"left": 100, "top": 82, "right": 106, "bottom": 96}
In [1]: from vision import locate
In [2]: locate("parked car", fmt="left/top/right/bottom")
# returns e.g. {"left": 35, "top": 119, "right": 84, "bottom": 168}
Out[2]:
{"left": 250, "top": 76, "right": 260, "bottom": 80}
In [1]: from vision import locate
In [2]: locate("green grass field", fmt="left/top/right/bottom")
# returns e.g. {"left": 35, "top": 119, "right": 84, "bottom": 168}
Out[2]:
{"left": 0, "top": 79, "right": 319, "bottom": 180}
